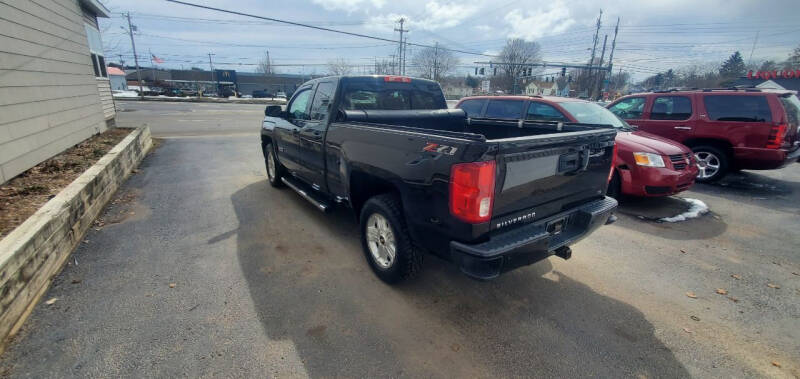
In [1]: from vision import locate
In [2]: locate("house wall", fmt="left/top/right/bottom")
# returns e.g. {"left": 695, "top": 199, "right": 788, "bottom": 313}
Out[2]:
{"left": 0, "top": 0, "right": 108, "bottom": 183}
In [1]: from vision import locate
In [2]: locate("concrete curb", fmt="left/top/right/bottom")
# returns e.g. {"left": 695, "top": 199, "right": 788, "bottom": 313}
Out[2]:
{"left": 114, "top": 96, "right": 285, "bottom": 105}
{"left": 0, "top": 126, "right": 153, "bottom": 352}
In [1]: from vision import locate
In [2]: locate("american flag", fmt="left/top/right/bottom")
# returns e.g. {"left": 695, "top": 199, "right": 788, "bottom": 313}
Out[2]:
{"left": 151, "top": 54, "right": 164, "bottom": 64}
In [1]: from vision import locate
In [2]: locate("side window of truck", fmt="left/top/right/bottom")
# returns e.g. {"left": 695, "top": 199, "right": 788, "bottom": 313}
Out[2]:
{"left": 526, "top": 102, "right": 567, "bottom": 121}
{"left": 310, "top": 81, "right": 336, "bottom": 121}
{"left": 288, "top": 88, "right": 312, "bottom": 119}
{"left": 703, "top": 95, "right": 772, "bottom": 122}
{"left": 458, "top": 99, "right": 486, "bottom": 117}
{"left": 485, "top": 100, "right": 524, "bottom": 119}
{"left": 609, "top": 97, "right": 645, "bottom": 119}
{"left": 650, "top": 96, "right": 692, "bottom": 120}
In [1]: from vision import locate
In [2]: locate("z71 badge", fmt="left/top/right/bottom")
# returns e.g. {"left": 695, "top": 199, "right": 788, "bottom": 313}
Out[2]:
{"left": 422, "top": 143, "right": 458, "bottom": 155}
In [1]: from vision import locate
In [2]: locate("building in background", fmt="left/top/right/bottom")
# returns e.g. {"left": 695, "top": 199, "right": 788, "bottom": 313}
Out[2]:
{"left": 123, "top": 68, "right": 313, "bottom": 96}
{"left": 107, "top": 67, "right": 127, "bottom": 91}
{"left": 733, "top": 70, "right": 800, "bottom": 92}
{"left": 0, "top": 0, "right": 113, "bottom": 184}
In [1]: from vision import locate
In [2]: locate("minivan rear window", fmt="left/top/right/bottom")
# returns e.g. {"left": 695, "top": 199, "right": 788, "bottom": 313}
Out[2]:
{"left": 458, "top": 99, "right": 486, "bottom": 117}
{"left": 704, "top": 95, "right": 772, "bottom": 123}
{"left": 484, "top": 100, "right": 524, "bottom": 119}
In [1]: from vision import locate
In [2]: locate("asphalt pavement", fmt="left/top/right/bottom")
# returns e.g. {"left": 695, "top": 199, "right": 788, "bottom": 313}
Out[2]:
{"left": 1, "top": 101, "right": 798, "bottom": 378}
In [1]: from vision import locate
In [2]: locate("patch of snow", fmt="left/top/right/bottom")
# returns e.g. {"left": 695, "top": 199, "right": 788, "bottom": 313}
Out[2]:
{"left": 112, "top": 91, "right": 139, "bottom": 98}
{"left": 659, "top": 198, "right": 709, "bottom": 223}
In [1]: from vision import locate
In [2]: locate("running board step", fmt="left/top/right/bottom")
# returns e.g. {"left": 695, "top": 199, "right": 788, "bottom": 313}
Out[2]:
{"left": 281, "top": 176, "right": 331, "bottom": 212}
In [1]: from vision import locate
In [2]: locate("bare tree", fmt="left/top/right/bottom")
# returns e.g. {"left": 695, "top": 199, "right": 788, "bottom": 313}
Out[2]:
{"left": 327, "top": 58, "right": 353, "bottom": 76}
{"left": 411, "top": 45, "right": 457, "bottom": 81}
{"left": 256, "top": 51, "right": 274, "bottom": 76}
{"left": 499, "top": 39, "right": 543, "bottom": 92}
{"left": 372, "top": 58, "right": 394, "bottom": 75}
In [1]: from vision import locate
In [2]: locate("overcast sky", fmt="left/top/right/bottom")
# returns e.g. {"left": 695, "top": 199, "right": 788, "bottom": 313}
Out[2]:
{"left": 99, "top": 0, "right": 800, "bottom": 80}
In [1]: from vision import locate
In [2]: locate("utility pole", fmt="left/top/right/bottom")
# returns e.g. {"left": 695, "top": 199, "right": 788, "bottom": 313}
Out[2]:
{"left": 208, "top": 53, "right": 215, "bottom": 92}
{"left": 588, "top": 9, "right": 602, "bottom": 98}
{"left": 394, "top": 18, "right": 408, "bottom": 75}
{"left": 605, "top": 17, "right": 620, "bottom": 93}
{"left": 125, "top": 12, "right": 143, "bottom": 99}
{"left": 748, "top": 31, "right": 759, "bottom": 66}
{"left": 433, "top": 41, "right": 439, "bottom": 81}
{"left": 594, "top": 35, "right": 608, "bottom": 100}
{"left": 118, "top": 54, "right": 125, "bottom": 67}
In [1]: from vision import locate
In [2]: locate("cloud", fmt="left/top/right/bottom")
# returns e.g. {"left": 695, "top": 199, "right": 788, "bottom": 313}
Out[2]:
{"left": 312, "top": 0, "right": 385, "bottom": 13}
{"left": 474, "top": 25, "right": 492, "bottom": 32}
{"left": 503, "top": 2, "right": 575, "bottom": 41}
{"left": 367, "top": 1, "right": 480, "bottom": 31}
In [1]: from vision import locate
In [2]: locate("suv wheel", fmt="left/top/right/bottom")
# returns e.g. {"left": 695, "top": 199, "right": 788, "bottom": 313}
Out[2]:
{"left": 359, "top": 194, "right": 422, "bottom": 284}
{"left": 264, "top": 143, "right": 285, "bottom": 187}
{"left": 692, "top": 145, "right": 728, "bottom": 182}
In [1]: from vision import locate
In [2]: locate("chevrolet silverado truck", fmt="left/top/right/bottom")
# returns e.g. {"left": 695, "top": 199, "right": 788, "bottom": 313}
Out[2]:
{"left": 260, "top": 75, "right": 618, "bottom": 283}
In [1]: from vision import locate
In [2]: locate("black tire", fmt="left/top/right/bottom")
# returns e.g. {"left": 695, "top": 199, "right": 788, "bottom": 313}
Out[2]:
{"left": 691, "top": 145, "right": 728, "bottom": 183}
{"left": 359, "top": 194, "right": 422, "bottom": 284}
{"left": 264, "top": 142, "right": 285, "bottom": 187}
{"left": 607, "top": 170, "right": 621, "bottom": 199}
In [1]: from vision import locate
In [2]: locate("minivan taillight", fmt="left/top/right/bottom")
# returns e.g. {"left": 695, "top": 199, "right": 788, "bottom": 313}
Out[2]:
{"left": 766, "top": 124, "right": 787, "bottom": 149}
{"left": 450, "top": 161, "right": 496, "bottom": 224}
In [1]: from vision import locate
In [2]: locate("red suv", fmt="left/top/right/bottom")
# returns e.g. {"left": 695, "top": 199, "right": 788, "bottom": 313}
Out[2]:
{"left": 607, "top": 89, "right": 800, "bottom": 181}
{"left": 455, "top": 96, "right": 699, "bottom": 198}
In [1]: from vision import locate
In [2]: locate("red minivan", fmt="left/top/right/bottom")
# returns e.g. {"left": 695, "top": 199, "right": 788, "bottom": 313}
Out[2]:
{"left": 607, "top": 89, "right": 800, "bottom": 182}
{"left": 455, "top": 96, "right": 699, "bottom": 198}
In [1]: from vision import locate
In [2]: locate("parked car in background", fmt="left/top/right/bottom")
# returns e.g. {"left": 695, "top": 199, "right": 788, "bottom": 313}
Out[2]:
{"left": 252, "top": 90, "right": 274, "bottom": 98}
{"left": 456, "top": 96, "right": 698, "bottom": 198}
{"left": 276, "top": 91, "right": 287, "bottom": 99}
{"left": 608, "top": 89, "right": 800, "bottom": 182}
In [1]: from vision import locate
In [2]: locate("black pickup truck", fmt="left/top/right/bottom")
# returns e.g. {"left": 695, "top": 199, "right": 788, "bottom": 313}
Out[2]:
{"left": 260, "top": 75, "right": 618, "bottom": 283}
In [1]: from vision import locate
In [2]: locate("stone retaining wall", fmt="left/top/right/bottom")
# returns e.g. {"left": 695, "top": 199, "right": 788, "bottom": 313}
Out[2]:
{"left": 0, "top": 126, "right": 152, "bottom": 352}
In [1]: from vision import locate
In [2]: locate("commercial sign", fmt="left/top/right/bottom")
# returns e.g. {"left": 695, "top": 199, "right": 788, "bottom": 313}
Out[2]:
{"left": 214, "top": 69, "right": 237, "bottom": 84}
{"left": 747, "top": 69, "right": 799, "bottom": 80}
{"left": 481, "top": 80, "right": 490, "bottom": 93}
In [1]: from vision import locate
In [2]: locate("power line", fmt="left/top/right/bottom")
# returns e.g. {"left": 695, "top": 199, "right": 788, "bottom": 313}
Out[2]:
{"left": 164, "top": 0, "right": 498, "bottom": 58}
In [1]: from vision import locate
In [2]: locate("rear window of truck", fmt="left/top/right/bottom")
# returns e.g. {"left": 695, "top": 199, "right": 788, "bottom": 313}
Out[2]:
{"left": 703, "top": 95, "right": 772, "bottom": 122}
{"left": 340, "top": 78, "right": 446, "bottom": 110}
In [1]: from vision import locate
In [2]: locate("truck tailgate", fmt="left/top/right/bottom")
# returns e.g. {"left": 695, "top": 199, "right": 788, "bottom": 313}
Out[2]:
{"left": 490, "top": 129, "right": 617, "bottom": 228}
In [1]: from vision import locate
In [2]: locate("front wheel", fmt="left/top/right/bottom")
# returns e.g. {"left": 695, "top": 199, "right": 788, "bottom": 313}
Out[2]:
{"left": 692, "top": 145, "right": 728, "bottom": 182}
{"left": 359, "top": 194, "right": 422, "bottom": 284}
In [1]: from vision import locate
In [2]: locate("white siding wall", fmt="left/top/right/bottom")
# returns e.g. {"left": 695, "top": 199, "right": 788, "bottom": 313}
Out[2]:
{"left": 0, "top": 0, "right": 108, "bottom": 183}
{"left": 97, "top": 79, "right": 114, "bottom": 120}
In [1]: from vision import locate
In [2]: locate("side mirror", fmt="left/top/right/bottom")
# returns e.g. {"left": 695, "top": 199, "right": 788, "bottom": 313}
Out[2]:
{"left": 265, "top": 105, "right": 283, "bottom": 117}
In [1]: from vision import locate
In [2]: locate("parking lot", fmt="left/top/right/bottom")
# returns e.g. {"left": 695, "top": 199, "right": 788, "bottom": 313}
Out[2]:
{"left": 2, "top": 101, "right": 798, "bottom": 377}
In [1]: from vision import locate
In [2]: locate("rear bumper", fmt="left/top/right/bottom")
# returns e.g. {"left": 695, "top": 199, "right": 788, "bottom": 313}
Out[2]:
{"left": 450, "top": 197, "right": 617, "bottom": 280}
{"left": 732, "top": 146, "right": 800, "bottom": 170}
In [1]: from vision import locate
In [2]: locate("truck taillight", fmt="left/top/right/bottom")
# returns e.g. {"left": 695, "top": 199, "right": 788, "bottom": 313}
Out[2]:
{"left": 766, "top": 124, "right": 787, "bottom": 149}
{"left": 608, "top": 143, "right": 618, "bottom": 182}
{"left": 450, "top": 161, "right": 496, "bottom": 224}
{"left": 384, "top": 75, "right": 411, "bottom": 83}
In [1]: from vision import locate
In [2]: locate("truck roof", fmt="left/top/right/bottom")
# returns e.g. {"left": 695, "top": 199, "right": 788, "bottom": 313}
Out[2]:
{"left": 304, "top": 75, "right": 440, "bottom": 86}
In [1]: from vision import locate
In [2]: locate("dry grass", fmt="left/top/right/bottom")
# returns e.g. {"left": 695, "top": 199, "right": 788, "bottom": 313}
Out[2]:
{"left": 0, "top": 128, "right": 132, "bottom": 239}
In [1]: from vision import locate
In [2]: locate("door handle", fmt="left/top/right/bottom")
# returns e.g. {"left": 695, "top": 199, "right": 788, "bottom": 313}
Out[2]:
{"left": 674, "top": 126, "right": 692, "bottom": 130}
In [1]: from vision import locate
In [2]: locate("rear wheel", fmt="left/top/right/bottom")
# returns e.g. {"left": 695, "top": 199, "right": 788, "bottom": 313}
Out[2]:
{"left": 692, "top": 145, "right": 728, "bottom": 182}
{"left": 359, "top": 194, "right": 422, "bottom": 284}
{"left": 264, "top": 142, "right": 285, "bottom": 187}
